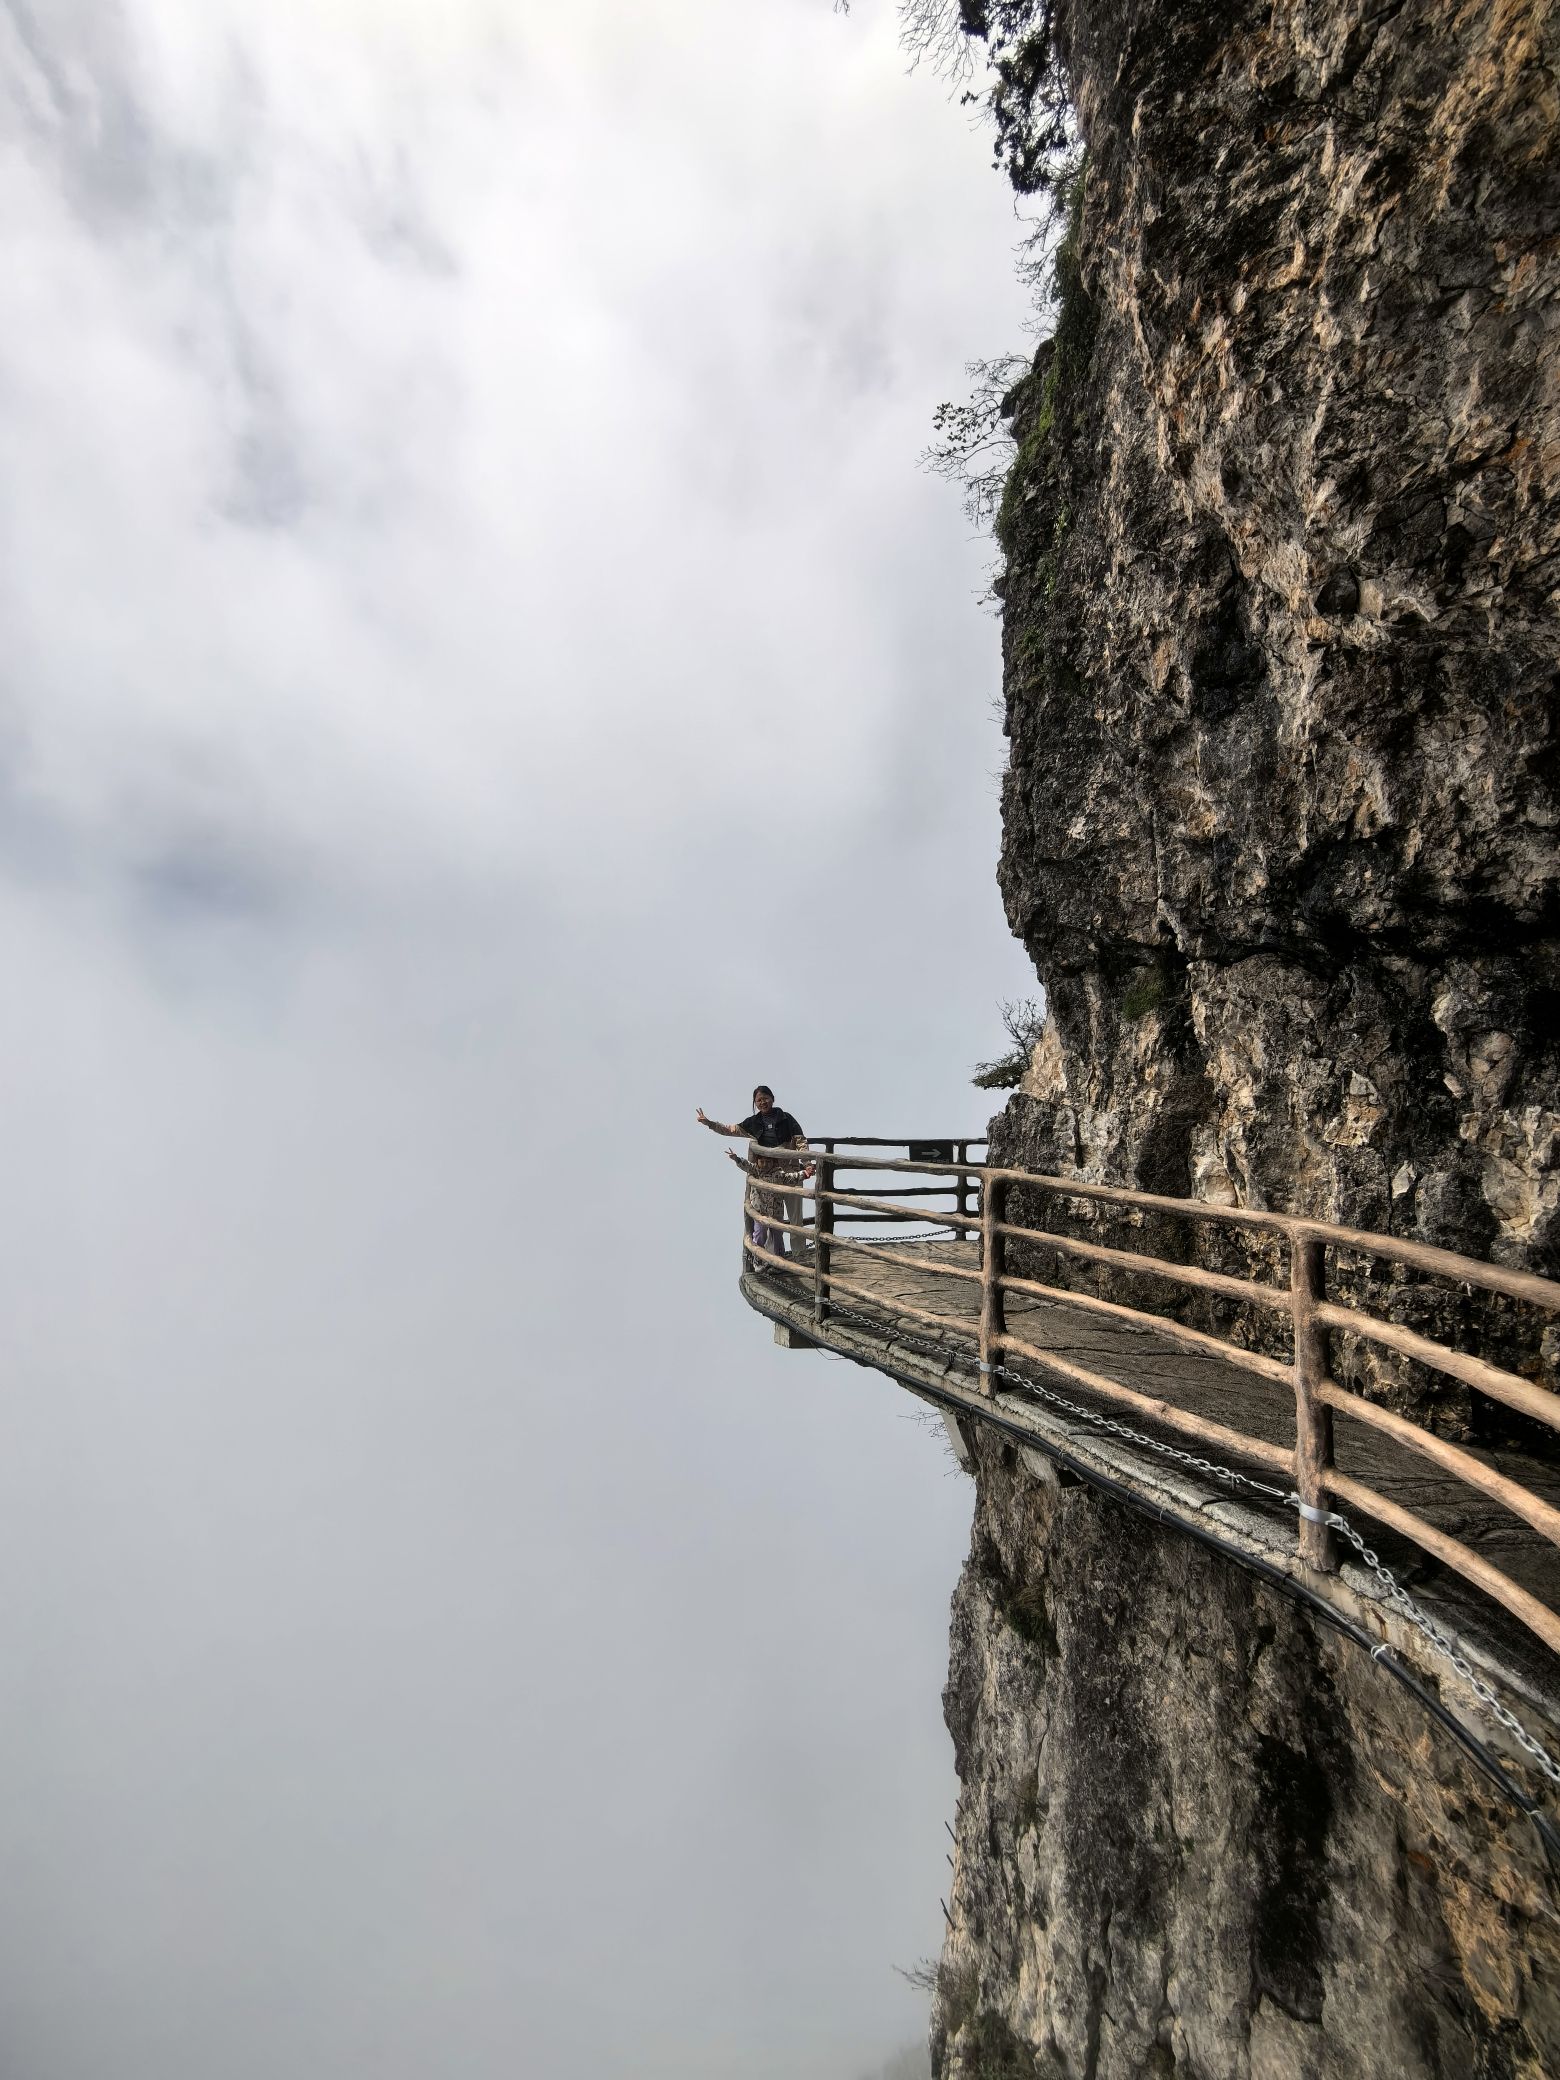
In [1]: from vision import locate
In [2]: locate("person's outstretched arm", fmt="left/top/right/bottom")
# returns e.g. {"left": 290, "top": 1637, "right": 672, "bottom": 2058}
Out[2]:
{"left": 696, "top": 1107, "right": 746, "bottom": 1136}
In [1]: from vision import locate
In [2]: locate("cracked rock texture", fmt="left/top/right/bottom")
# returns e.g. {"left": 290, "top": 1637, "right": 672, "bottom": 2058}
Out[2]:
{"left": 933, "top": 1435, "right": 1560, "bottom": 2080}
{"left": 933, "top": 0, "right": 1560, "bottom": 2072}
{"left": 987, "top": 0, "right": 1560, "bottom": 1432}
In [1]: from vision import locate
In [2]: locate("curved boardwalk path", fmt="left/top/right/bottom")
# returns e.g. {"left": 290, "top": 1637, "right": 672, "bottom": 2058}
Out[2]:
{"left": 732, "top": 1156, "right": 1560, "bottom": 1801}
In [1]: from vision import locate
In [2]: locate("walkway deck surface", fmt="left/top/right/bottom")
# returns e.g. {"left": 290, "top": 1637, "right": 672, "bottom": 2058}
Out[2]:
{"left": 741, "top": 1237, "right": 1560, "bottom": 1728}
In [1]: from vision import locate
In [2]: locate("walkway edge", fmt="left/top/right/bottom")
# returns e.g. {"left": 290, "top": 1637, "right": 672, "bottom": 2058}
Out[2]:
{"left": 741, "top": 1269, "right": 1560, "bottom": 1809}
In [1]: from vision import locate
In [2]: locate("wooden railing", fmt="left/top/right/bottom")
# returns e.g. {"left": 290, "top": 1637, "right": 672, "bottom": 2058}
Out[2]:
{"left": 807, "top": 1136, "right": 985, "bottom": 1237}
{"left": 737, "top": 1141, "right": 1560, "bottom": 1660}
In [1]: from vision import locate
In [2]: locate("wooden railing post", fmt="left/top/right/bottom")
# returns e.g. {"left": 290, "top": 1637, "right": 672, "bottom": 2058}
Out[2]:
{"left": 1290, "top": 1231, "right": 1337, "bottom": 1572}
{"left": 814, "top": 1152, "right": 835, "bottom": 1326}
{"left": 978, "top": 1174, "right": 1007, "bottom": 1397}
{"left": 954, "top": 1144, "right": 970, "bottom": 1240}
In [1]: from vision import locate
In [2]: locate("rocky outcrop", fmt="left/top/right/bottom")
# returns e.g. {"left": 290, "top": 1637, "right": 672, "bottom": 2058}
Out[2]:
{"left": 985, "top": 0, "right": 1560, "bottom": 1433}
{"left": 930, "top": 0, "right": 1560, "bottom": 2071}
{"left": 933, "top": 1431, "right": 1560, "bottom": 2080}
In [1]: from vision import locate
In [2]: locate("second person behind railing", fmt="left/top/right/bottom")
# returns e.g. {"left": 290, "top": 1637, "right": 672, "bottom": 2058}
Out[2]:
{"left": 696, "top": 1086, "right": 813, "bottom": 1266}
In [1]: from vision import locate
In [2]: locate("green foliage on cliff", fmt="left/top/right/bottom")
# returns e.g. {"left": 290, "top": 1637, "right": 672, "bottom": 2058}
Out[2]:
{"left": 994, "top": 164, "right": 1093, "bottom": 575}
{"left": 1120, "top": 967, "right": 1168, "bottom": 1021}
{"left": 998, "top": 1577, "right": 1056, "bottom": 1650}
{"left": 880, "top": 0, "right": 1075, "bottom": 201}
{"left": 965, "top": 2008, "right": 1043, "bottom": 2078}
{"left": 952, "top": 0, "right": 1073, "bottom": 195}
{"left": 915, "top": 2, "right": 1081, "bottom": 574}
{"left": 936, "top": 1960, "right": 979, "bottom": 2035}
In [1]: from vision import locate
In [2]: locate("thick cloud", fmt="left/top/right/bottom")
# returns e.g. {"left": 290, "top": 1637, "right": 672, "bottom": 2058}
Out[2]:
{"left": 0, "top": 3, "right": 1036, "bottom": 2074}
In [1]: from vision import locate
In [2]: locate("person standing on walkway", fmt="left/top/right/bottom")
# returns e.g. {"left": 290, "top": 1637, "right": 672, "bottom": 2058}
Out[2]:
{"left": 696, "top": 1087, "right": 812, "bottom": 1262}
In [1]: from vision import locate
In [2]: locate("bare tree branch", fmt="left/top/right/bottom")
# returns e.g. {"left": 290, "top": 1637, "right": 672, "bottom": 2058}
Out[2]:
{"left": 920, "top": 352, "right": 1030, "bottom": 531}
{"left": 898, "top": 0, "right": 976, "bottom": 86}
{"left": 973, "top": 996, "right": 1047, "bottom": 1088}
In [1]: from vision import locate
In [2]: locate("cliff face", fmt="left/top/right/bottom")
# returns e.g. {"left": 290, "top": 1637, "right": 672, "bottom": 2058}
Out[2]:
{"left": 932, "top": 0, "right": 1560, "bottom": 2071}
{"left": 986, "top": 0, "right": 1560, "bottom": 1430}
{"left": 933, "top": 1433, "right": 1560, "bottom": 2080}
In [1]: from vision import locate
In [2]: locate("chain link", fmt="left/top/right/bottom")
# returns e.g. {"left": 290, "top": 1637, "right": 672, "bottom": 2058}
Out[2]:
{"left": 763, "top": 1274, "right": 1560, "bottom": 1795}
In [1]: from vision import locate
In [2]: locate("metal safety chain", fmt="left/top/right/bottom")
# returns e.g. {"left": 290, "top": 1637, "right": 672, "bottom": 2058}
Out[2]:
{"left": 813, "top": 1293, "right": 1291, "bottom": 1503}
{"left": 1309, "top": 1507, "right": 1560, "bottom": 1788}
{"left": 829, "top": 1225, "right": 963, "bottom": 1246}
{"left": 779, "top": 1280, "right": 1560, "bottom": 1792}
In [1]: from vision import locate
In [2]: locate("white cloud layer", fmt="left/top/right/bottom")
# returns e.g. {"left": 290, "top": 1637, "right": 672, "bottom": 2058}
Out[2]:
{"left": 3, "top": 0, "right": 1028, "bottom": 915}
{"left": 0, "top": 3, "right": 1040, "bottom": 2075}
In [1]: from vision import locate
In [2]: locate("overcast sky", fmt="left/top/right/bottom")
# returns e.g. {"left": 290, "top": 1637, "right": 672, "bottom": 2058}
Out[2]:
{"left": 0, "top": 3, "right": 1039, "bottom": 2074}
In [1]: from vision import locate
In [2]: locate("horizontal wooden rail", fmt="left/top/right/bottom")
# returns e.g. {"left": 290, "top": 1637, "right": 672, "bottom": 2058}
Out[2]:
{"left": 825, "top": 1188, "right": 973, "bottom": 1221}
{"left": 740, "top": 1176, "right": 818, "bottom": 1200}
{"left": 1325, "top": 1470, "right": 1560, "bottom": 1659}
{"left": 819, "top": 1189, "right": 965, "bottom": 1206}
{"left": 779, "top": 1148, "right": 1560, "bottom": 1312}
{"left": 805, "top": 1152, "right": 1304, "bottom": 1225}
{"left": 995, "top": 1220, "right": 1292, "bottom": 1314}
{"left": 998, "top": 1330, "right": 1295, "bottom": 1474}
{"left": 1299, "top": 1222, "right": 1560, "bottom": 1312}
{"left": 746, "top": 1239, "right": 813, "bottom": 1277}
{"left": 808, "top": 1135, "right": 989, "bottom": 1148}
{"left": 999, "top": 1269, "right": 1293, "bottom": 1384}
{"left": 810, "top": 1220, "right": 1292, "bottom": 1388}
{"left": 1316, "top": 1300, "right": 1560, "bottom": 1431}
{"left": 827, "top": 1236, "right": 984, "bottom": 1282}
{"left": 1317, "top": 1381, "right": 1560, "bottom": 1547}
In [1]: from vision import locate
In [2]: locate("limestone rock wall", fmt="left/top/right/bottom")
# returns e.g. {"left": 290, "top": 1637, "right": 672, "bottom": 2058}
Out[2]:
{"left": 932, "top": 1432, "right": 1560, "bottom": 2080}
{"left": 929, "top": 0, "right": 1560, "bottom": 2071}
{"left": 986, "top": 0, "right": 1560, "bottom": 1432}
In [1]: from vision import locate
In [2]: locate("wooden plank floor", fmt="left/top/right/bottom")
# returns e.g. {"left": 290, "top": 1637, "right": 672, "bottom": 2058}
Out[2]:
{"left": 748, "top": 1234, "right": 1560, "bottom": 1663}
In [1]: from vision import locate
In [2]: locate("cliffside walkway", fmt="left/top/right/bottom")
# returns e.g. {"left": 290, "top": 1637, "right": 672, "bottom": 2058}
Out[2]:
{"left": 733, "top": 1138, "right": 1560, "bottom": 1799}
